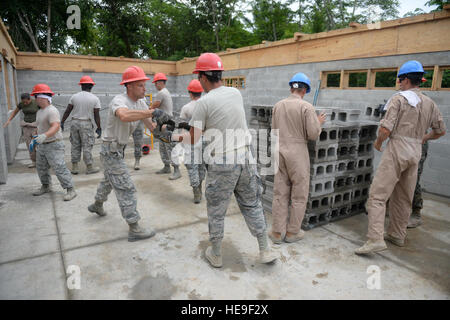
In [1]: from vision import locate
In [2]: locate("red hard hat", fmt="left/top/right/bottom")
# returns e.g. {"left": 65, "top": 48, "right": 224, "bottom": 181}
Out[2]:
{"left": 79, "top": 75, "right": 95, "bottom": 85}
{"left": 193, "top": 53, "right": 224, "bottom": 74}
{"left": 31, "top": 83, "right": 55, "bottom": 96}
{"left": 152, "top": 73, "right": 168, "bottom": 83}
{"left": 187, "top": 79, "right": 203, "bottom": 93}
{"left": 120, "top": 66, "right": 150, "bottom": 85}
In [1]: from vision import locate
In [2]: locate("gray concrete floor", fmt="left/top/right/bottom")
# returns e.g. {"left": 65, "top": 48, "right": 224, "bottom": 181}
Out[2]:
{"left": 0, "top": 134, "right": 449, "bottom": 300}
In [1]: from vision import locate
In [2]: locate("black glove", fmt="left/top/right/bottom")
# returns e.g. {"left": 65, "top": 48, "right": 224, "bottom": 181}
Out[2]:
{"left": 178, "top": 122, "right": 191, "bottom": 131}
{"left": 152, "top": 109, "right": 172, "bottom": 127}
{"left": 96, "top": 128, "right": 102, "bottom": 138}
{"left": 165, "top": 119, "right": 176, "bottom": 132}
{"left": 61, "top": 122, "right": 64, "bottom": 132}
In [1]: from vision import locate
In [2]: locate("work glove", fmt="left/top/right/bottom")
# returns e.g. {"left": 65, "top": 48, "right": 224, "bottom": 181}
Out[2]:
{"left": 96, "top": 128, "right": 102, "bottom": 138}
{"left": 29, "top": 136, "right": 38, "bottom": 152}
{"left": 164, "top": 119, "right": 176, "bottom": 132}
{"left": 61, "top": 122, "right": 64, "bottom": 132}
{"left": 152, "top": 109, "right": 172, "bottom": 127}
{"left": 34, "top": 134, "right": 47, "bottom": 144}
{"left": 178, "top": 122, "right": 191, "bottom": 131}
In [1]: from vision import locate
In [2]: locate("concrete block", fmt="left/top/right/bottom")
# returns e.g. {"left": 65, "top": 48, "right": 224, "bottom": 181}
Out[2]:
{"left": 338, "top": 125, "right": 360, "bottom": 143}
{"left": 331, "top": 190, "right": 352, "bottom": 208}
{"left": 302, "top": 210, "right": 331, "bottom": 230}
{"left": 352, "top": 186, "right": 370, "bottom": 202}
{"left": 363, "top": 105, "right": 382, "bottom": 122}
{"left": 337, "top": 142, "right": 358, "bottom": 160}
{"left": 353, "top": 170, "right": 373, "bottom": 186}
{"left": 349, "top": 200, "right": 367, "bottom": 216}
{"left": 330, "top": 205, "right": 351, "bottom": 222}
{"left": 334, "top": 109, "right": 361, "bottom": 125}
{"left": 359, "top": 124, "right": 378, "bottom": 142}
{"left": 309, "top": 177, "right": 335, "bottom": 197}
{"left": 358, "top": 141, "right": 374, "bottom": 156}
{"left": 310, "top": 161, "right": 336, "bottom": 178}
{"left": 357, "top": 155, "right": 374, "bottom": 170}
{"left": 307, "top": 194, "right": 332, "bottom": 212}
{"left": 335, "top": 159, "right": 357, "bottom": 174}
{"left": 334, "top": 174, "right": 354, "bottom": 192}
{"left": 309, "top": 126, "right": 339, "bottom": 147}
{"left": 308, "top": 143, "right": 338, "bottom": 163}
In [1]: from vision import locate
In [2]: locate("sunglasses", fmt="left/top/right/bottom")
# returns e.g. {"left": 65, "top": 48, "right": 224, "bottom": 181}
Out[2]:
{"left": 398, "top": 76, "right": 407, "bottom": 82}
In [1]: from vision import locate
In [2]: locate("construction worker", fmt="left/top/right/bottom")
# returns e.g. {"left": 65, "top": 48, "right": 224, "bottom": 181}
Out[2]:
{"left": 61, "top": 76, "right": 101, "bottom": 175}
{"left": 87, "top": 66, "right": 164, "bottom": 242}
{"left": 151, "top": 72, "right": 180, "bottom": 180}
{"left": 132, "top": 122, "right": 144, "bottom": 170}
{"left": 269, "top": 73, "right": 326, "bottom": 244}
{"left": 30, "top": 84, "right": 77, "bottom": 201}
{"left": 179, "top": 79, "right": 206, "bottom": 203}
{"left": 355, "top": 61, "right": 446, "bottom": 255}
{"left": 170, "top": 53, "right": 278, "bottom": 267}
{"left": 3, "top": 93, "right": 39, "bottom": 168}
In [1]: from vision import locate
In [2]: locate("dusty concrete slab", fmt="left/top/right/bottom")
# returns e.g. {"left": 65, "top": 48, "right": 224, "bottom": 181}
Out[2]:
{"left": 0, "top": 136, "right": 449, "bottom": 300}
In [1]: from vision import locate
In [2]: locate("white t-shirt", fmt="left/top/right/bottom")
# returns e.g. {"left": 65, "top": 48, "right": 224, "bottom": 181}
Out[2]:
{"left": 36, "top": 105, "right": 63, "bottom": 143}
{"left": 153, "top": 87, "right": 173, "bottom": 116}
{"left": 180, "top": 100, "right": 198, "bottom": 121}
{"left": 69, "top": 91, "right": 101, "bottom": 120}
{"left": 189, "top": 86, "right": 251, "bottom": 155}
{"left": 103, "top": 93, "right": 148, "bottom": 145}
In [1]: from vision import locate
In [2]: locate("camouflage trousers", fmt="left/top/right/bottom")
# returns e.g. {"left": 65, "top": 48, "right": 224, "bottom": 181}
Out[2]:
{"left": 205, "top": 153, "right": 266, "bottom": 242}
{"left": 184, "top": 141, "right": 206, "bottom": 188}
{"left": 132, "top": 122, "right": 144, "bottom": 160}
{"left": 36, "top": 140, "right": 73, "bottom": 189}
{"left": 94, "top": 142, "right": 140, "bottom": 224}
{"left": 70, "top": 119, "right": 95, "bottom": 165}
{"left": 412, "top": 141, "right": 429, "bottom": 213}
{"left": 159, "top": 140, "right": 176, "bottom": 166}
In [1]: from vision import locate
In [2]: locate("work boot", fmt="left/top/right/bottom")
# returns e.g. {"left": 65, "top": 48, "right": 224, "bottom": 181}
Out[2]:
{"left": 28, "top": 161, "right": 36, "bottom": 168}
{"left": 156, "top": 165, "right": 171, "bottom": 174}
{"left": 269, "top": 232, "right": 283, "bottom": 245}
{"left": 169, "top": 165, "right": 181, "bottom": 180}
{"left": 259, "top": 248, "right": 278, "bottom": 264}
{"left": 204, "top": 246, "right": 223, "bottom": 268}
{"left": 384, "top": 233, "right": 405, "bottom": 247}
{"left": 33, "top": 184, "right": 51, "bottom": 196}
{"left": 285, "top": 230, "right": 305, "bottom": 243}
{"left": 128, "top": 222, "right": 156, "bottom": 242}
{"left": 86, "top": 164, "right": 100, "bottom": 174}
{"left": 355, "top": 239, "right": 387, "bottom": 255}
{"left": 71, "top": 162, "right": 79, "bottom": 175}
{"left": 193, "top": 186, "right": 201, "bottom": 204}
{"left": 64, "top": 188, "right": 77, "bottom": 201}
{"left": 407, "top": 211, "right": 422, "bottom": 228}
{"left": 134, "top": 158, "right": 140, "bottom": 171}
{"left": 88, "top": 201, "right": 107, "bottom": 217}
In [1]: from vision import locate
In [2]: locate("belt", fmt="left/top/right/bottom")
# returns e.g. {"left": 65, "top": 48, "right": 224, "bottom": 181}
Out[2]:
{"left": 72, "top": 118, "right": 91, "bottom": 121}
{"left": 390, "top": 135, "right": 422, "bottom": 144}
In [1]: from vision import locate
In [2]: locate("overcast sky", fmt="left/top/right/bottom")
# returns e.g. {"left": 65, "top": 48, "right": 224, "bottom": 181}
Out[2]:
{"left": 398, "top": 0, "right": 438, "bottom": 16}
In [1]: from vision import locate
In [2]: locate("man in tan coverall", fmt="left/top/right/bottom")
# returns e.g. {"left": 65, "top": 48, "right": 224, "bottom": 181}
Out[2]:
{"left": 269, "top": 72, "right": 326, "bottom": 244}
{"left": 356, "top": 60, "right": 446, "bottom": 255}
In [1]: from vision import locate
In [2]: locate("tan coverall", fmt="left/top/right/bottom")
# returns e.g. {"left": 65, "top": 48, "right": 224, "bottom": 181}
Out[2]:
{"left": 271, "top": 94, "right": 321, "bottom": 235}
{"left": 367, "top": 88, "right": 446, "bottom": 241}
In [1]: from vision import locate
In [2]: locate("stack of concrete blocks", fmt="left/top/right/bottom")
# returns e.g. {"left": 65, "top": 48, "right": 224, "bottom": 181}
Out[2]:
{"left": 249, "top": 104, "right": 379, "bottom": 230}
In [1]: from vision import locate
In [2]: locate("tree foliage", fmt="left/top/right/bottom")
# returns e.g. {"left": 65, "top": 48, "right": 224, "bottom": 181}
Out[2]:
{"left": 0, "top": 0, "right": 443, "bottom": 59}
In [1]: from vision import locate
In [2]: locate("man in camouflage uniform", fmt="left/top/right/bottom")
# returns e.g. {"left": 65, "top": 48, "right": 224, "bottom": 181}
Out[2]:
{"left": 132, "top": 122, "right": 144, "bottom": 170}
{"left": 30, "top": 83, "right": 77, "bottom": 201}
{"left": 87, "top": 66, "right": 165, "bottom": 242}
{"left": 171, "top": 53, "right": 278, "bottom": 267}
{"left": 408, "top": 140, "right": 428, "bottom": 228}
{"left": 179, "top": 79, "right": 206, "bottom": 203}
{"left": 61, "top": 76, "right": 102, "bottom": 175}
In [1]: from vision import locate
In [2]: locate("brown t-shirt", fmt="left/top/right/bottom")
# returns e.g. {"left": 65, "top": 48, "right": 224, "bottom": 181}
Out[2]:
{"left": 36, "top": 105, "right": 63, "bottom": 143}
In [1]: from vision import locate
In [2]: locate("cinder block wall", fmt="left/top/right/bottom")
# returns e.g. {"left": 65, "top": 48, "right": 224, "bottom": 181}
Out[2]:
{"left": 16, "top": 51, "right": 450, "bottom": 197}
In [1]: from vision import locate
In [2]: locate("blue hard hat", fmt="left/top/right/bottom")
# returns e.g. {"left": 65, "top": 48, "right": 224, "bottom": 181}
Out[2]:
{"left": 398, "top": 60, "right": 425, "bottom": 77}
{"left": 289, "top": 72, "right": 311, "bottom": 93}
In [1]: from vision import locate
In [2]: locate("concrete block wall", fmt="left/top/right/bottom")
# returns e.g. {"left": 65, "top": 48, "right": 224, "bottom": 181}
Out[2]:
{"left": 10, "top": 50, "right": 450, "bottom": 197}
